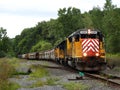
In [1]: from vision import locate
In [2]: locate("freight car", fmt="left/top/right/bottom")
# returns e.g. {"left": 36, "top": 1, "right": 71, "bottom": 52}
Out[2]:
{"left": 20, "top": 29, "right": 106, "bottom": 71}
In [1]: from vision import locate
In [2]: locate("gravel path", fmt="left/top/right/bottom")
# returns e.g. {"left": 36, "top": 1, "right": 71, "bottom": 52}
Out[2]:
{"left": 9, "top": 60, "right": 120, "bottom": 90}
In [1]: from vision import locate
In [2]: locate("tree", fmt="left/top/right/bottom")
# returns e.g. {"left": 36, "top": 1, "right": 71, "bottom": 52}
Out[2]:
{"left": 103, "top": 0, "right": 120, "bottom": 53}
{"left": 30, "top": 41, "right": 52, "bottom": 52}
{"left": 104, "top": 0, "right": 115, "bottom": 11}
{"left": 58, "top": 7, "right": 84, "bottom": 37}
{"left": 0, "top": 27, "right": 12, "bottom": 57}
{"left": 89, "top": 7, "right": 104, "bottom": 31}
{"left": 82, "top": 12, "right": 93, "bottom": 29}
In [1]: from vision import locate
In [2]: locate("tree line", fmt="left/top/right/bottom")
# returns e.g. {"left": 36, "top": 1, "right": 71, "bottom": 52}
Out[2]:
{"left": 0, "top": 0, "right": 120, "bottom": 57}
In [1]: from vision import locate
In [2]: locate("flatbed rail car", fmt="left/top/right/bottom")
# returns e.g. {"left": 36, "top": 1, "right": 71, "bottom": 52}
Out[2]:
{"left": 19, "top": 29, "right": 106, "bottom": 71}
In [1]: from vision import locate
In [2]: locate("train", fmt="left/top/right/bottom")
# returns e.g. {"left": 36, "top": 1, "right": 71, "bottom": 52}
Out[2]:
{"left": 19, "top": 29, "right": 107, "bottom": 71}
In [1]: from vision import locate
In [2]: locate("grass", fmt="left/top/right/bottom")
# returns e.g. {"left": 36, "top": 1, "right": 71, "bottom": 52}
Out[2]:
{"left": 0, "top": 81, "right": 20, "bottom": 90}
{"left": 106, "top": 53, "right": 120, "bottom": 67}
{"left": 30, "top": 64, "right": 49, "bottom": 79}
{"left": 106, "top": 53, "right": 120, "bottom": 57}
{"left": 62, "top": 82, "right": 89, "bottom": 90}
{"left": 30, "top": 77, "right": 60, "bottom": 88}
{"left": 29, "top": 64, "right": 60, "bottom": 88}
{"left": 46, "top": 77, "right": 60, "bottom": 85}
{"left": 30, "top": 80, "right": 45, "bottom": 87}
{"left": 0, "top": 58, "right": 21, "bottom": 90}
{"left": 0, "top": 59, "right": 15, "bottom": 79}
{"left": 113, "top": 67, "right": 120, "bottom": 71}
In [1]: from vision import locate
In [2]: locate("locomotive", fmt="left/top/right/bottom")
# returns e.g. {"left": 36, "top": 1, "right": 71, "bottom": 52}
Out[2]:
{"left": 20, "top": 29, "right": 106, "bottom": 71}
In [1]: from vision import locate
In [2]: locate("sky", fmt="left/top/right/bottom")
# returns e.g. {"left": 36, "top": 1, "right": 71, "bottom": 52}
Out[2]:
{"left": 0, "top": 0, "right": 120, "bottom": 38}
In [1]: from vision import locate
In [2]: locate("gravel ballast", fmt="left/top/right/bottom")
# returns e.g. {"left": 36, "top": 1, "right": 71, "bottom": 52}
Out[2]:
{"left": 9, "top": 60, "right": 120, "bottom": 90}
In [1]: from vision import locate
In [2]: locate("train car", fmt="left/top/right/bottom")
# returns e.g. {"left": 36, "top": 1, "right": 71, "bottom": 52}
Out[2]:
{"left": 21, "top": 54, "right": 28, "bottom": 59}
{"left": 27, "top": 52, "right": 39, "bottom": 60}
{"left": 55, "top": 29, "right": 106, "bottom": 71}
{"left": 38, "top": 52, "right": 43, "bottom": 60}
{"left": 49, "top": 49, "right": 55, "bottom": 60}
{"left": 19, "top": 28, "right": 106, "bottom": 71}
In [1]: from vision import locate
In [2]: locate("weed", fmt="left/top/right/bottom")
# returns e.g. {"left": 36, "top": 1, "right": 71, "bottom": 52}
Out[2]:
{"left": 30, "top": 80, "right": 45, "bottom": 88}
{"left": 31, "top": 77, "right": 60, "bottom": 88}
{"left": 46, "top": 77, "right": 60, "bottom": 85}
{"left": 113, "top": 67, "right": 120, "bottom": 72}
{"left": 30, "top": 65, "right": 49, "bottom": 78}
{"left": 0, "top": 80, "right": 20, "bottom": 90}
{"left": 62, "top": 82, "right": 89, "bottom": 90}
{"left": 0, "top": 58, "right": 20, "bottom": 90}
{"left": 106, "top": 54, "right": 120, "bottom": 67}
{"left": 0, "top": 60, "right": 15, "bottom": 80}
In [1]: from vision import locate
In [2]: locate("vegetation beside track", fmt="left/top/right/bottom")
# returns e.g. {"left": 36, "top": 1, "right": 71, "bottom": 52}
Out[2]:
{"left": 30, "top": 64, "right": 49, "bottom": 78}
{"left": 107, "top": 54, "right": 120, "bottom": 67}
{"left": 30, "top": 77, "right": 60, "bottom": 88}
{"left": 62, "top": 82, "right": 89, "bottom": 90}
{"left": 1, "top": 58, "right": 119, "bottom": 90}
{"left": 0, "top": 58, "right": 20, "bottom": 90}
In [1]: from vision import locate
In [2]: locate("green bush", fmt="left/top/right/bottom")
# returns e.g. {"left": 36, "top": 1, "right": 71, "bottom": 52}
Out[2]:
{"left": 0, "top": 51, "right": 6, "bottom": 57}
{"left": 30, "top": 40, "right": 52, "bottom": 52}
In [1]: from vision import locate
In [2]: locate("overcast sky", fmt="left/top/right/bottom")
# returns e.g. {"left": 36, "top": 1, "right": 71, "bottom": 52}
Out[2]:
{"left": 0, "top": 0, "right": 120, "bottom": 38}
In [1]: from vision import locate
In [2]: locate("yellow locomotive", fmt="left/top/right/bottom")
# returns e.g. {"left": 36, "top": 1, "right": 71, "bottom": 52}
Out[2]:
{"left": 20, "top": 29, "right": 106, "bottom": 71}
{"left": 54, "top": 29, "right": 106, "bottom": 71}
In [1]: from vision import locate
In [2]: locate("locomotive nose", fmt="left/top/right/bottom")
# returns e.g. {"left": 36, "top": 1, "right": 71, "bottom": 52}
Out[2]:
{"left": 82, "top": 39, "right": 99, "bottom": 57}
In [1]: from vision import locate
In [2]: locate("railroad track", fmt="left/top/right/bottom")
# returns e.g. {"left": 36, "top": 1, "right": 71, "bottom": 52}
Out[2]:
{"left": 34, "top": 60, "right": 120, "bottom": 88}
{"left": 84, "top": 72, "right": 120, "bottom": 88}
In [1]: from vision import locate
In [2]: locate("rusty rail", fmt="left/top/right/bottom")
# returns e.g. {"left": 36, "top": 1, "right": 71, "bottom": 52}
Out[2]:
{"left": 85, "top": 72, "right": 120, "bottom": 88}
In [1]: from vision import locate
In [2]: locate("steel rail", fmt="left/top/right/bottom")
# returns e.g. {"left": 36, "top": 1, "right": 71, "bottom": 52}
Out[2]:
{"left": 85, "top": 73, "right": 120, "bottom": 88}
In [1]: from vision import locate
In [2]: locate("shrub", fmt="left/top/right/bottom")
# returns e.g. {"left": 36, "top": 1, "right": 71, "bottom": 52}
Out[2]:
{"left": 0, "top": 58, "right": 20, "bottom": 90}
{"left": 0, "top": 60, "right": 15, "bottom": 80}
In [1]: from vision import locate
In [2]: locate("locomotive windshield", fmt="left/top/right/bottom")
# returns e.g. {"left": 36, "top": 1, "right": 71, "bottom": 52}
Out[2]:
{"left": 79, "top": 30, "right": 103, "bottom": 41}
{"left": 81, "top": 34, "right": 99, "bottom": 39}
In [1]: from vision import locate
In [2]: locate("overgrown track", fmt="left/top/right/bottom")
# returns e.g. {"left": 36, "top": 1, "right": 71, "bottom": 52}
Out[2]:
{"left": 40, "top": 60, "right": 120, "bottom": 88}
{"left": 84, "top": 72, "right": 120, "bottom": 88}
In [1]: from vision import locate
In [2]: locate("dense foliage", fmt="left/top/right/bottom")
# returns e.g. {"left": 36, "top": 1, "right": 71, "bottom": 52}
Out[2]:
{"left": 0, "top": 0, "right": 120, "bottom": 57}
{"left": 0, "top": 27, "right": 14, "bottom": 57}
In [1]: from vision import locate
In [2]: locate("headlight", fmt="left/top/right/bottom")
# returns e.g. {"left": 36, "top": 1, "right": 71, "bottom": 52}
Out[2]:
{"left": 83, "top": 53, "right": 87, "bottom": 57}
{"left": 95, "top": 53, "right": 99, "bottom": 56}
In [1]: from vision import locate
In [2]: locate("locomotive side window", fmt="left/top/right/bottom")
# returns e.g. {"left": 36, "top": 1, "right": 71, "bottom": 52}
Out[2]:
{"left": 99, "top": 34, "right": 103, "bottom": 41}
{"left": 74, "top": 34, "right": 79, "bottom": 42}
{"left": 68, "top": 37, "right": 72, "bottom": 42}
